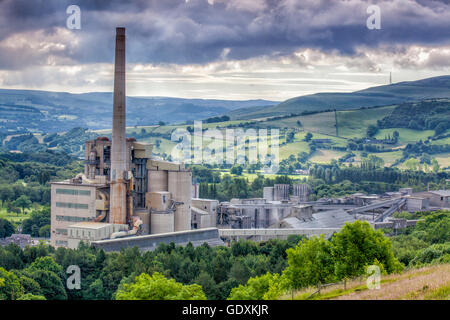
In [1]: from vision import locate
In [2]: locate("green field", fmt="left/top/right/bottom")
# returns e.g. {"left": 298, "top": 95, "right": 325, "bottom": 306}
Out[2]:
{"left": 90, "top": 103, "right": 448, "bottom": 168}
{"left": 375, "top": 128, "right": 435, "bottom": 144}
{"left": 337, "top": 106, "right": 395, "bottom": 138}
{"left": 309, "top": 149, "right": 347, "bottom": 164}
{"left": 434, "top": 153, "right": 450, "bottom": 168}
{"left": 432, "top": 136, "right": 450, "bottom": 146}
{"left": 0, "top": 207, "right": 32, "bottom": 224}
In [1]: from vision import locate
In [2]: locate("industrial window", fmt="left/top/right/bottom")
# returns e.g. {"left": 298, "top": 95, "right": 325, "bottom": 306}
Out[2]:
{"left": 55, "top": 240, "right": 68, "bottom": 246}
{"left": 55, "top": 228, "right": 68, "bottom": 235}
{"left": 56, "top": 189, "right": 91, "bottom": 196}
{"left": 56, "top": 202, "right": 89, "bottom": 209}
{"left": 56, "top": 215, "right": 91, "bottom": 222}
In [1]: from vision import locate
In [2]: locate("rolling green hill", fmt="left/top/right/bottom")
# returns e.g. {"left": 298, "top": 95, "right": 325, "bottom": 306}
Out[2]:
{"left": 228, "top": 75, "right": 450, "bottom": 120}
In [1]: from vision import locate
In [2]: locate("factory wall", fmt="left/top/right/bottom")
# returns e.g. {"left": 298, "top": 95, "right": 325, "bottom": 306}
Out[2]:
{"left": 91, "top": 228, "right": 222, "bottom": 252}
{"left": 50, "top": 183, "right": 98, "bottom": 247}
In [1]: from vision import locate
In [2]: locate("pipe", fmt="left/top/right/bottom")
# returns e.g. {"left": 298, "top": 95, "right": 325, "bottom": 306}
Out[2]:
{"left": 94, "top": 190, "right": 109, "bottom": 222}
{"left": 110, "top": 216, "right": 143, "bottom": 239}
{"left": 74, "top": 173, "right": 96, "bottom": 184}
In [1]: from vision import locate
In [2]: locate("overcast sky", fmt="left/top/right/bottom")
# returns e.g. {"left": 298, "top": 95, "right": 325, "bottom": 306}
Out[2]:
{"left": 0, "top": 0, "right": 449, "bottom": 100}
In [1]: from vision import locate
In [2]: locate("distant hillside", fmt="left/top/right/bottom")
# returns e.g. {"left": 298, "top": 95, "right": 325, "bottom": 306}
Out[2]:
{"left": 377, "top": 99, "right": 450, "bottom": 134}
{"left": 0, "top": 89, "right": 277, "bottom": 133}
{"left": 229, "top": 75, "right": 450, "bottom": 120}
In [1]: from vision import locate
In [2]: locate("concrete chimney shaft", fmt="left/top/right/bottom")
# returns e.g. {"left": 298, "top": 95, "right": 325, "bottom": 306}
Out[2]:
{"left": 110, "top": 27, "right": 127, "bottom": 225}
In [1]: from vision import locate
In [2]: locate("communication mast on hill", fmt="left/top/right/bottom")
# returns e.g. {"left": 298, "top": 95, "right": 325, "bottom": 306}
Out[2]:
{"left": 334, "top": 109, "right": 339, "bottom": 137}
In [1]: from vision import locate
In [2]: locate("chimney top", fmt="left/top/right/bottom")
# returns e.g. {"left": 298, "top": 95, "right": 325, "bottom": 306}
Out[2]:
{"left": 116, "top": 27, "right": 125, "bottom": 35}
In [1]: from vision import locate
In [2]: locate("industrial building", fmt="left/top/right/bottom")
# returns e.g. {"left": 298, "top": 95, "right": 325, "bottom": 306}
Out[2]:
{"left": 50, "top": 28, "right": 218, "bottom": 250}
{"left": 50, "top": 27, "right": 449, "bottom": 250}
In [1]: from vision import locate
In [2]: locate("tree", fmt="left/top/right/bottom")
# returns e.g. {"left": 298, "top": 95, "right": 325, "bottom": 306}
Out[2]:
{"left": 24, "top": 269, "right": 67, "bottom": 300}
{"left": 431, "top": 158, "right": 440, "bottom": 173}
{"left": 230, "top": 165, "right": 243, "bottom": 176}
{"left": 28, "top": 256, "right": 64, "bottom": 278}
{"left": 366, "top": 125, "right": 378, "bottom": 137}
{"left": 13, "top": 195, "right": 32, "bottom": 214}
{"left": 22, "top": 207, "right": 50, "bottom": 236}
{"left": 404, "top": 158, "right": 420, "bottom": 171}
{"left": 283, "top": 235, "right": 335, "bottom": 290}
{"left": 331, "top": 221, "right": 403, "bottom": 280}
{"left": 193, "top": 271, "right": 219, "bottom": 300}
{"left": 227, "top": 272, "right": 284, "bottom": 300}
{"left": 13, "top": 271, "right": 43, "bottom": 296}
{"left": 392, "top": 130, "right": 400, "bottom": 143}
{"left": 304, "top": 132, "right": 313, "bottom": 142}
{"left": 115, "top": 272, "right": 206, "bottom": 300}
{"left": 17, "top": 293, "right": 46, "bottom": 300}
{"left": 38, "top": 225, "right": 51, "bottom": 238}
{"left": 0, "top": 267, "right": 24, "bottom": 300}
{"left": 0, "top": 218, "right": 15, "bottom": 238}
{"left": 0, "top": 186, "right": 14, "bottom": 207}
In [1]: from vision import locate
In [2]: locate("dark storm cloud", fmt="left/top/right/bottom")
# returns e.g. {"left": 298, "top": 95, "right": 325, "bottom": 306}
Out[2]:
{"left": 0, "top": 0, "right": 449, "bottom": 68}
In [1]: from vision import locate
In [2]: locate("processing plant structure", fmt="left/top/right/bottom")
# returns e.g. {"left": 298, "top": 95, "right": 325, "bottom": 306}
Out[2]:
{"left": 50, "top": 28, "right": 219, "bottom": 250}
{"left": 50, "top": 28, "right": 449, "bottom": 251}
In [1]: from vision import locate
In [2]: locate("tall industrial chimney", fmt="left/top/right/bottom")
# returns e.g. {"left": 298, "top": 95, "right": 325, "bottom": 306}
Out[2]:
{"left": 110, "top": 27, "right": 127, "bottom": 225}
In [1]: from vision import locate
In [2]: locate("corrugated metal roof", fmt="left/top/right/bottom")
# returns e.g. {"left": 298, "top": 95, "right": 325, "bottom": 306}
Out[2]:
{"left": 283, "top": 209, "right": 356, "bottom": 228}
{"left": 429, "top": 190, "right": 450, "bottom": 197}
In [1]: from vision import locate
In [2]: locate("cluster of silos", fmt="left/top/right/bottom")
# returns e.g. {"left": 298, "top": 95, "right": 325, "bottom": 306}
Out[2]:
{"left": 146, "top": 166, "right": 192, "bottom": 234}
{"left": 274, "top": 184, "right": 290, "bottom": 201}
{"left": 293, "top": 184, "right": 311, "bottom": 202}
{"left": 263, "top": 184, "right": 290, "bottom": 201}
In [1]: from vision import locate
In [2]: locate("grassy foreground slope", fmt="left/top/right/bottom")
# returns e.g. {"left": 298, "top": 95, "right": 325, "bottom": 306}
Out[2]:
{"left": 286, "top": 264, "right": 450, "bottom": 300}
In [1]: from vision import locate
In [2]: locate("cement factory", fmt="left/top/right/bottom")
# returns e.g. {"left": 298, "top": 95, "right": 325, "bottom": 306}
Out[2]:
{"left": 51, "top": 28, "right": 219, "bottom": 250}
{"left": 50, "top": 28, "right": 450, "bottom": 251}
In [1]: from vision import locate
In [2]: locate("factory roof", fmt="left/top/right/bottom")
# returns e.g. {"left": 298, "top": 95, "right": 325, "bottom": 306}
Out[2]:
{"left": 428, "top": 190, "right": 450, "bottom": 197}
{"left": 68, "top": 222, "right": 113, "bottom": 230}
{"left": 283, "top": 209, "right": 356, "bottom": 229}
{"left": 191, "top": 207, "right": 210, "bottom": 216}
{"left": 192, "top": 198, "right": 219, "bottom": 202}
{"left": 51, "top": 180, "right": 108, "bottom": 187}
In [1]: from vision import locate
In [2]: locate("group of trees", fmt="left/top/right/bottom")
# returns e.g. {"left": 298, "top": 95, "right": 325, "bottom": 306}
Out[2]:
{"left": 0, "top": 234, "right": 304, "bottom": 300}
{"left": 1, "top": 211, "right": 449, "bottom": 300}
{"left": 192, "top": 160, "right": 449, "bottom": 203}
{"left": 227, "top": 220, "right": 403, "bottom": 299}
{"left": 391, "top": 210, "right": 450, "bottom": 267}
{"left": 0, "top": 150, "right": 82, "bottom": 232}
{"left": 377, "top": 99, "right": 450, "bottom": 135}
{"left": 198, "top": 172, "right": 298, "bottom": 201}
{"left": 21, "top": 207, "right": 51, "bottom": 238}
{"left": 310, "top": 162, "right": 447, "bottom": 188}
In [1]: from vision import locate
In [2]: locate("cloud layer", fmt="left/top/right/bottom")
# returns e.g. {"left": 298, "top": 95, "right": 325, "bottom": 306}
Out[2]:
{"left": 0, "top": 0, "right": 449, "bottom": 99}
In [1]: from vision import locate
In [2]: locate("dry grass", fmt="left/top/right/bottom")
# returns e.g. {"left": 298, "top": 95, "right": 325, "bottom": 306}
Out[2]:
{"left": 334, "top": 264, "right": 450, "bottom": 300}
{"left": 281, "top": 264, "right": 450, "bottom": 300}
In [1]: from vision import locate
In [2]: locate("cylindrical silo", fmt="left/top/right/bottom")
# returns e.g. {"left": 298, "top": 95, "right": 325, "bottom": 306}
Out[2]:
{"left": 151, "top": 212, "right": 174, "bottom": 234}
{"left": 263, "top": 187, "right": 274, "bottom": 201}
{"left": 168, "top": 171, "right": 192, "bottom": 231}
